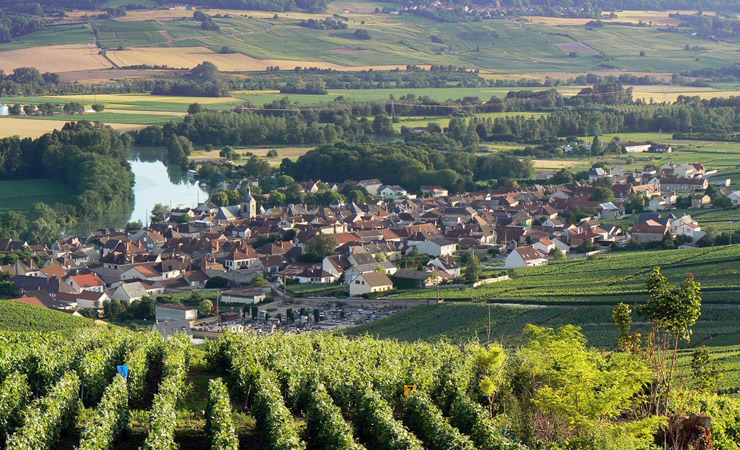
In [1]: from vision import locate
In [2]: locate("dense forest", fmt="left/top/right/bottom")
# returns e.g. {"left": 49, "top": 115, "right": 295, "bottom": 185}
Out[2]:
{"left": 0, "top": 122, "right": 134, "bottom": 241}
{"left": 281, "top": 142, "right": 534, "bottom": 192}
{"left": 0, "top": 0, "right": 331, "bottom": 13}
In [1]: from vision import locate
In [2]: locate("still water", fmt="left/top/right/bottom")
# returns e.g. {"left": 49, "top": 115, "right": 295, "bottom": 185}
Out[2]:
{"left": 127, "top": 148, "right": 207, "bottom": 224}
{"left": 67, "top": 148, "right": 207, "bottom": 235}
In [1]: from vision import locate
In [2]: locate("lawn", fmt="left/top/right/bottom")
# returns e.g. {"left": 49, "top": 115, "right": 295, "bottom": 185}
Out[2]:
{"left": 393, "top": 245, "right": 740, "bottom": 304}
{"left": 0, "top": 179, "right": 77, "bottom": 214}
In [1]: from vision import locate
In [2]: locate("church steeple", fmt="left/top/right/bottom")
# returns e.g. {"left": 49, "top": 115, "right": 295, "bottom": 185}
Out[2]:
{"left": 240, "top": 185, "right": 256, "bottom": 219}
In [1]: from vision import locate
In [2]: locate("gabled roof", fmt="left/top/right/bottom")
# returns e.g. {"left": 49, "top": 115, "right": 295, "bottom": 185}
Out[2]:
{"left": 359, "top": 271, "right": 393, "bottom": 287}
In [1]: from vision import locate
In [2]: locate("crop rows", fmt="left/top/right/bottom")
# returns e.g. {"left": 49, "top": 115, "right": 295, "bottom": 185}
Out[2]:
{"left": 211, "top": 332, "right": 522, "bottom": 450}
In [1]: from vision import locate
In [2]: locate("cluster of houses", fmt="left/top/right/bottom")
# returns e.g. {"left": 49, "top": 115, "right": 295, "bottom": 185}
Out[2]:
{"left": 1, "top": 164, "right": 735, "bottom": 317}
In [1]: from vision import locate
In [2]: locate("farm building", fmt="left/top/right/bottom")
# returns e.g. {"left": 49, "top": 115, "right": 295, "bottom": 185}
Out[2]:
{"left": 0, "top": 104, "right": 8, "bottom": 116}
{"left": 155, "top": 303, "right": 197, "bottom": 322}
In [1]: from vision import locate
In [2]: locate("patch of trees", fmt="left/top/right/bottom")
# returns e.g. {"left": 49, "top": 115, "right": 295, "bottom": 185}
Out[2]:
{"left": 466, "top": 101, "right": 739, "bottom": 143}
{"left": 0, "top": 121, "right": 134, "bottom": 230}
{"left": 299, "top": 17, "right": 347, "bottom": 30}
{"left": 281, "top": 142, "right": 534, "bottom": 193}
{"left": 279, "top": 78, "right": 328, "bottom": 95}
{"left": 0, "top": 11, "right": 45, "bottom": 42}
{"left": 193, "top": 11, "right": 220, "bottom": 31}
{"left": 669, "top": 12, "right": 740, "bottom": 39}
{"left": 151, "top": 62, "right": 230, "bottom": 97}
{"left": 353, "top": 29, "right": 371, "bottom": 40}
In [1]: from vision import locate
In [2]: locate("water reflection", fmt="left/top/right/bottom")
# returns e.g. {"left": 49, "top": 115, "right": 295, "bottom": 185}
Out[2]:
{"left": 67, "top": 147, "right": 207, "bottom": 235}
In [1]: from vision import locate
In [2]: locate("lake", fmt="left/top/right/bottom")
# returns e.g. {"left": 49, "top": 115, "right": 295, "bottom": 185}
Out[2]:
{"left": 127, "top": 148, "right": 208, "bottom": 224}
{"left": 66, "top": 148, "right": 207, "bottom": 235}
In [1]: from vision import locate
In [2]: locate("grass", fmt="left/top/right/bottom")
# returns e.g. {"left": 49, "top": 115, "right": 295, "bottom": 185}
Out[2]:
{"left": 0, "top": 179, "right": 77, "bottom": 213}
{"left": 393, "top": 245, "right": 740, "bottom": 304}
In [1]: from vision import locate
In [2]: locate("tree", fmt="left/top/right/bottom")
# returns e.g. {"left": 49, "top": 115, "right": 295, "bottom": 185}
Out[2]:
{"left": 639, "top": 268, "right": 702, "bottom": 416}
{"left": 190, "top": 61, "right": 219, "bottom": 82}
{"left": 132, "top": 296, "right": 156, "bottom": 320}
{"left": 303, "top": 235, "right": 338, "bottom": 261}
{"left": 188, "top": 103, "right": 203, "bottom": 115}
{"left": 473, "top": 343, "right": 506, "bottom": 416}
{"left": 150, "top": 203, "right": 170, "bottom": 223}
{"left": 205, "top": 276, "right": 229, "bottom": 289}
{"left": 63, "top": 102, "right": 84, "bottom": 115}
{"left": 520, "top": 325, "right": 659, "bottom": 444}
{"left": 690, "top": 346, "right": 721, "bottom": 392}
{"left": 612, "top": 303, "right": 634, "bottom": 351}
{"left": 250, "top": 275, "right": 269, "bottom": 287}
{"left": 713, "top": 196, "right": 732, "bottom": 208}
{"left": 313, "top": 308, "right": 321, "bottom": 322}
{"left": 286, "top": 308, "right": 295, "bottom": 323}
{"left": 464, "top": 254, "right": 482, "bottom": 284}
{"left": 125, "top": 220, "right": 143, "bottom": 232}
{"left": 198, "top": 299, "right": 214, "bottom": 317}
{"left": 590, "top": 186, "right": 614, "bottom": 202}
{"left": 91, "top": 104, "right": 105, "bottom": 112}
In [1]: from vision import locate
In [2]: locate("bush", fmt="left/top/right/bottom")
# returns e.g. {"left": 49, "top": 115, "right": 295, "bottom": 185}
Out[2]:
{"left": 206, "top": 379, "right": 239, "bottom": 450}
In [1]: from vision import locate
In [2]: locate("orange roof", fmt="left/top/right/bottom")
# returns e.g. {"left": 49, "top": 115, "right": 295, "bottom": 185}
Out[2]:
{"left": 71, "top": 273, "right": 104, "bottom": 288}
{"left": 135, "top": 265, "right": 161, "bottom": 278}
{"left": 40, "top": 264, "right": 67, "bottom": 279}
{"left": 334, "top": 233, "right": 362, "bottom": 244}
{"left": 10, "top": 297, "right": 44, "bottom": 308}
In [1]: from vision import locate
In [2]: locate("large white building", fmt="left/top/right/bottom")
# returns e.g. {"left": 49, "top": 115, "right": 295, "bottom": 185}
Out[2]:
{"left": 505, "top": 246, "right": 548, "bottom": 269}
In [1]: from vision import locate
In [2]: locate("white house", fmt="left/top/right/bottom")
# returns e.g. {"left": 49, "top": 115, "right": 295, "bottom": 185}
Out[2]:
{"left": 378, "top": 185, "right": 409, "bottom": 200}
{"left": 671, "top": 215, "right": 705, "bottom": 242}
{"left": 66, "top": 273, "right": 106, "bottom": 293}
{"left": 532, "top": 238, "right": 555, "bottom": 255}
{"left": 349, "top": 271, "right": 394, "bottom": 297}
{"left": 220, "top": 288, "right": 266, "bottom": 305}
{"left": 427, "top": 255, "right": 461, "bottom": 278}
{"left": 505, "top": 246, "right": 548, "bottom": 268}
{"left": 727, "top": 190, "right": 740, "bottom": 205}
{"left": 357, "top": 179, "right": 383, "bottom": 195}
{"left": 110, "top": 281, "right": 147, "bottom": 305}
{"left": 415, "top": 238, "right": 457, "bottom": 257}
{"left": 155, "top": 303, "right": 198, "bottom": 322}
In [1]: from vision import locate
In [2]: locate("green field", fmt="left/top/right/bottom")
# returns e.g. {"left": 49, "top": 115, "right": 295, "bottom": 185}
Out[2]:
{"left": 602, "top": 206, "right": 739, "bottom": 234}
{"left": 393, "top": 245, "right": 740, "bottom": 304}
{"left": 345, "top": 303, "right": 740, "bottom": 347}
{"left": 0, "top": 301, "right": 93, "bottom": 331}
{"left": 159, "top": 12, "right": 740, "bottom": 74}
{"left": 0, "top": 179, "right": 77, "bottom": 214}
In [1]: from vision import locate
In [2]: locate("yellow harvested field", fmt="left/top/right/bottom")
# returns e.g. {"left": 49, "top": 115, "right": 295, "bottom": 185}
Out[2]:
{"left": 104, "top": 109, "right": 187, "bottom": 116}
{"left": 523, "top": 10, "right": 699, "bottom": 26}
{"left": 106, "top": 46, "right": 421, "bottom": 72}
{"left": 531, "top": 159, "right": 583, "bottom": 169}
{"left": 479, "top": 70, "right": 674, "bottom": 82}
{"left": 629, "top": 85, "right": 740, "bottom": 102}
{"left": 43, "top": 93, "right": 238, "bottom": 105}
{"left": 113, "top": 8, "right": 334, "bottom": 22}
{"left": 0, "top": 117, "right": 145, "bottom": 139}
{"left": 191, "top": 146, "right": 313, "bottom": 165}
{"left": 0, "top": 44, "right": 112, "bottom": 74}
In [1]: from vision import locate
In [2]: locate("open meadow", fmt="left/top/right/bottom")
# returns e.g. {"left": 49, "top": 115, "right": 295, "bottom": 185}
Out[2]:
{"left": 0, "top": 179, "right": 76, "bottom": 214}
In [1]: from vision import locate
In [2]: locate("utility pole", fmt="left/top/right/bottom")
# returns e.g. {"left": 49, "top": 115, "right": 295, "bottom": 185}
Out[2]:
{"left": 730, "top": 220, "right": 734, "bottom": 245}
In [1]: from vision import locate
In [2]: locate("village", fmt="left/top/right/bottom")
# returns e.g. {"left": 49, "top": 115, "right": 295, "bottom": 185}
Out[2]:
{"left": 0, "top": 158, "right": 737, "bottom": 340}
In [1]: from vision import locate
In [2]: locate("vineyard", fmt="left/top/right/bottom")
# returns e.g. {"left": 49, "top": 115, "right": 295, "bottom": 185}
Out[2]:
{"left": 0, "top": 327, "right": 737, "bottom": 449}
{"left": 397, "top": 245, "right": 740, "bottom": 304}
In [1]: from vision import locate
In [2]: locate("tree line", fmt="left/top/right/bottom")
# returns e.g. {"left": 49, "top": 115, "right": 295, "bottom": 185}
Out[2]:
{"left": 281, "top": 142, "right": 534, "bottom": 193}
{"left": 0, "top": 122, "right": 135, "bottom": 242}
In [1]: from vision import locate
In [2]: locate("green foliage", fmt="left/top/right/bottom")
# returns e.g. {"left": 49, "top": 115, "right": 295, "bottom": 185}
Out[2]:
{"left": 303, "top": 234, "right": 338, "bottom": 261}
{"left": 448, "top": 392, "right": 526, "bottom": 450}
{"left": 206, "top": 378, "right": 238, "bottom": 450}
{"left": 79, "top": 334, "right": 126, "bottom": 406}
{"left": 355, "top": 389, "right": 423, "bottom": 450}
{"left": 465, "top": 254, "right": 482, "bottom": 284}
{"left": 691, "top": 346, "right": 722, "bottom": 392}
{"left": 520, "top": 325, "right": 657, "bottom": 442}
{"left": 124, "top": 334, "right": 161, "bottom": 408}
{"left": 0, "top": 301, "right": 91, "bottom": 331}
{"left": 142, "top": 334, "right": 190, "bottom": 450}
{"left": 206, "top": 276, "right": 230, "bottom": 289}
{"left": 402, "top": 392, "right": 476, "bottom": 450}
{"left": 0, "top": 373, "right": 31, "bottom": 442}
{"left": 6, "top": 372, "right": 81, "bottom": 450}
{"left": 150, "top": 203, "right": 170, "bottom": 223}
{"left": 306, "top": 383, "right": 364, "bottom": 450}
{"left": 77, "top": 375, "right": 129, "bottom": 450}
{"left": 252, "top": 370, "right": 305, "bottom": 450}
{"left": 199, "top": 299, "right": 214, "bottom": 317}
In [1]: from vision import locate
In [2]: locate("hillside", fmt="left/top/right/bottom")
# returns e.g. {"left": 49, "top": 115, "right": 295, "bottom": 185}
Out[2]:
{"left": 395, "top": 245, "right": 740, "bottom": 304}
{"left": 0, "top": 300, "right": 93, "bottom": 331}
